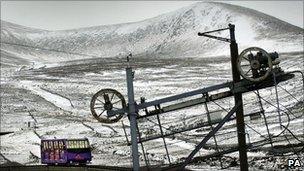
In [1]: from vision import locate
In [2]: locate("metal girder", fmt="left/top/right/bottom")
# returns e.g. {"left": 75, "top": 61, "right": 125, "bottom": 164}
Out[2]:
{"left": 107, "top": 72, "right": 294, "bottom": 118}
{"left": 137, "top": 73, "right": 293, "bottom": 119}
{"left": 137, "top": 91, "right": 232, "bottom": 119}
{"left": 126, "top": 67, "right": 140, "bottom": 171}
{"left": 198, "top": 27, "right": 229, "bottom": 35}
{"left": 107, "top": 82, "right": 232, "bottom": 116}
{"left": 137, "top": 82, "right": 231, "bottom": 109}
{"left": 232, "top": 72, "right": 295, "bottom": 94}
{"left": 133, "top": 110, "right": 264, "bottom": 145}
{"left": 197, "top": 34, "right": 231, "bottom": 43}
{"left": 180, "top": 101, "right": 241, "bottom": 170}
{"left": 229, "top": 24, "right": 248, "bottom": 171}
{"left": 198, "top": 27, "right": 231, "bottom": 43}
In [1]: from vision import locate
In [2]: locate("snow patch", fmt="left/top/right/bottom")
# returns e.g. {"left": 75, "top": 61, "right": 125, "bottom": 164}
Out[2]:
{"left": 18, "top": 80, "right": 74, "bottom": 111}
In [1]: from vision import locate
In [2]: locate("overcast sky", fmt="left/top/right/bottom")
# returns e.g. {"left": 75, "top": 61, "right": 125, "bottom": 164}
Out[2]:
{"left": 1, "top": 1, "right": 303, "bottom": 30}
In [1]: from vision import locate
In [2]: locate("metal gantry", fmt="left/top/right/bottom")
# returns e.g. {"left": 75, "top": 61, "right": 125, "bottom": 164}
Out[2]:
{"left": 89, "top": 23, "right": 303, "bottom": 170}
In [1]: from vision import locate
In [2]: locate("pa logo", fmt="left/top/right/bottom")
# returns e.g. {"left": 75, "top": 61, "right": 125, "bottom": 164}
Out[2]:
{"left": 288, "top": 159, "right": 302, "bottom": 168}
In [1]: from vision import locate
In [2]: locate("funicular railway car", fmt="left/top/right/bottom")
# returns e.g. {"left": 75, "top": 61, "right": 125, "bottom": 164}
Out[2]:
{"left": 41, "top": 138, "right": 92, "bottom": 165}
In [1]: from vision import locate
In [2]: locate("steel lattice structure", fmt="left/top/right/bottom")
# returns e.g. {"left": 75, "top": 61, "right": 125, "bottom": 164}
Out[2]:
{"left": 90, "top": 24, "right": 304, "bottom": 171}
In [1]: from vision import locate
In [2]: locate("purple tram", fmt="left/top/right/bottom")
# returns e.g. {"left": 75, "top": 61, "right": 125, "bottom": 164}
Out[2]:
{"left": 41, "top": 138, "right": 92, "bottom": 165}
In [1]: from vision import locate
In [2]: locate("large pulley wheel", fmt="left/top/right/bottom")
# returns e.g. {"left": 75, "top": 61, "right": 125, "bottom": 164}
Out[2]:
{"left": 237, "top": 47, "right": 273, "bottom": 82}
{"left": 90, "top": 89, "right": 126, "bottom": 123}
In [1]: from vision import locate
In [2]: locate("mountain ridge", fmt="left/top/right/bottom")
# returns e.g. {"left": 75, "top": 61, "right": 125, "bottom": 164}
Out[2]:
{"left": 1, "top": 2, "right": 302, "bottom": 31}
{"left": 1, "top": 2, "right": 303, "bottom": 65}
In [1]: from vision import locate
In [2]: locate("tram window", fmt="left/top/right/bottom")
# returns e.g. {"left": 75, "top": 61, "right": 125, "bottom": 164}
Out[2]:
{"left": 79, "top": 141, "right": 84, "bottom": 148}
{"left": 54, "top": 141, "right": 58, "bottom": 149}
{"left": 76, "top": 141, "right": 78, "bottom": 148}
{"left": 68, "top": 141, "right": 72, "bottom": 148}
{"left": 42, "top": 142, "right": 46, "bottom": 150}
{"left": 48, "top": 141, "right": 53, "bottom": 149}
{"left": 69, "top": 141, "right": 74, "bottom": 148}
{"left": 76, "top": 141, "right": 79, "bottom": 148}
{"left": 66, "top": 139, "right": 89, "bottom": 149}
{"left": 75, "top": 141, "right": 79, "bottom": 148}
{"left": 58, "top": 141, "right": 63, "bottom": 149}
{"left": 84, "top": 140, "right": 88, "bottom": 148}
{"left": 72, "top": 141, "right": 75, "bottom": 148}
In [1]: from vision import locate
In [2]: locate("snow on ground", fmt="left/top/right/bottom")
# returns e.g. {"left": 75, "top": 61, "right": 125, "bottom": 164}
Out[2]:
{"left": 0, "top": 52, "right": 303, "bottom": 170}
{"left": 17, "top": 80, "right": 74, "bottom": 112}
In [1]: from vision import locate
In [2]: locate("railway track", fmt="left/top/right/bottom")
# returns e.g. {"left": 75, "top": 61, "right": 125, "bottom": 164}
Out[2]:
{"left": 0, "top": 165, "right": 131, "bottom": 171}
{"left": 0, "top": 164, "right": 192, "bottom": 171}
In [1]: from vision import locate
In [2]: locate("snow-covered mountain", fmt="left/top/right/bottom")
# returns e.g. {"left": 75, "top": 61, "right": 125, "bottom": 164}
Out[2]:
{"left": 1, "top": 2, "right": 303, "bottom": 64}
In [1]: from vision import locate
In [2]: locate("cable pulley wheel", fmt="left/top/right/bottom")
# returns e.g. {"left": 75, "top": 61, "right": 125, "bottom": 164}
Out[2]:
{"left": 90, "top": 89, "right": 126, "bottom": 123}
{"left": 237, "top": 47, "right": 273, "bottom": 82}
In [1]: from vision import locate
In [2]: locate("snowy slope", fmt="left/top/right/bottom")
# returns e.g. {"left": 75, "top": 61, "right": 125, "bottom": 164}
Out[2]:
{"left": 1, "top": 2, "right": 303, "bottom": 168}
{"left": 1, "top": 52, "right": 303, "bottom": 168}
{"left": 1, "top": 2, "right": 303, "bottom": 64}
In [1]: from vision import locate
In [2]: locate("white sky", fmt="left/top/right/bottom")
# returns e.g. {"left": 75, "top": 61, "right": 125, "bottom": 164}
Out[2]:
{"left": 1, "top": 1, "right": 303, "bottom": 30}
